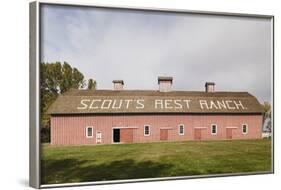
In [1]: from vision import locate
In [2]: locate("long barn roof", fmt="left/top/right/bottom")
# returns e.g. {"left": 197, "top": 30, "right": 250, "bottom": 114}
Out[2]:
{"left": 47, "top": 89, "right": 263, "bottom": 114}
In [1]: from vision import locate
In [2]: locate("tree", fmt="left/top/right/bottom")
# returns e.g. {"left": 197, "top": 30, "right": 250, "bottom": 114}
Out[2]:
{"left": 87, "top": 78, "right": 97, "bottom": 90}
{"left": 40, "top": 62, "right": 62, "bottom": 128}
{"left": 59, "top": 62, "right": 85, "bottom": 93}
{"left": 266, "top": 120, "right": 272, "bottom": 133}
{"left": 60, "top": 62, "right": 73, "bottom": 93}
{"left": 40, "top": 61, "right": 87, "bottom": 142}
{"left": 261, "top": 102, "right": 272, "bottom": 132}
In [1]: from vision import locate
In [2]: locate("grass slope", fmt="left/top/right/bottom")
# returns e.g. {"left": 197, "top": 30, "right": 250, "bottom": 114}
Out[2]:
{"left": 41, "top": 139, "right": 271, "bottom": 184}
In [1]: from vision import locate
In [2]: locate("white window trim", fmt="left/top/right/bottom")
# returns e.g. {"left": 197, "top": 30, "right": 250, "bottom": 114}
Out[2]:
{"left": 144, "top": 125, "right": 150, "bottom": 136}
{"left": 86, "top": 126, "right": 94, "bottom": 138}
{"left": 211, "top": 124, "right": 217, "bottom": 135}
{"left": 178, "top": 124, "right": 185, "bottom": 135}
{"left": 242, "top": 124, "right": 248, "bottom": 134}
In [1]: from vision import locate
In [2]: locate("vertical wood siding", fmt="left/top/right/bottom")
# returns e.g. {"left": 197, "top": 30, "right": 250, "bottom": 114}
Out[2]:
{"left": 50, "top": 114, "right": 263, "bottom": 145}
{"left": 120, "top": 128, "right": 134, "bottom": 143}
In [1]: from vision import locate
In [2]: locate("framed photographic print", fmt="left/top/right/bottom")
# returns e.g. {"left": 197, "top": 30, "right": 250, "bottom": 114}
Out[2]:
{"left": 29, "top": 1, "right": 274, "bottom": 188}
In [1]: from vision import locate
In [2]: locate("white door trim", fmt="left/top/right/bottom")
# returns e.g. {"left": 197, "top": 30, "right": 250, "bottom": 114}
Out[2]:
{"left": 226, "top": 126, "right": 238, "bottom": 129}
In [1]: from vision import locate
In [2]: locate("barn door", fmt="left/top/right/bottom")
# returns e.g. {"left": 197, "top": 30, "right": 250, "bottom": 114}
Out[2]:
{"left": 226, "top": 128, "right": 233, "bottom": 139}
{"left": 96, "top": 131, "right": 102, "bottom": 144}
{"left": 160, "top": 129, "right": 168, "bottom": 140}
{"left": 194, "top": 129, "right": 202, "bottom": 140}
{"left": 120, "top": 128, "right": 134, "bottom": 143}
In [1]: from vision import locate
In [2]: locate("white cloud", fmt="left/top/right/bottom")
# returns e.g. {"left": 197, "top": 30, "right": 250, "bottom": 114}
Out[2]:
{"left": 41, "top": 5, "right": 272, "bottom": 103}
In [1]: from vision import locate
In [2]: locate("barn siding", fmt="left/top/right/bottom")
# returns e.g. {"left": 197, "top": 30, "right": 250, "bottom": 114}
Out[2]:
{"left": 50, "top": 114, "right": 262, "bottom": 145}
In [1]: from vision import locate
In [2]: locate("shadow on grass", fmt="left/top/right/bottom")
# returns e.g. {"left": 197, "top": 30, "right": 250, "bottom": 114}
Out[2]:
{"left": 41, "top": 158, "right": 173, "bottom": 184}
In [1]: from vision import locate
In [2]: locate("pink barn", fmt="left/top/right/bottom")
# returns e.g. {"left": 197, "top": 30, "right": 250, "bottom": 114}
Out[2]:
{"left": 47, "top": 77, "right": 263, "bottom": 145}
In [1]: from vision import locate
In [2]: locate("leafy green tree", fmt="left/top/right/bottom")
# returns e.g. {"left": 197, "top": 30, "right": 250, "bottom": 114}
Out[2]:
{"left": 59, "top": 62, "right": 85, "bottom": 93}
{"left": 60, "top": 62, "right": 73, "bottom": 93}
{"left": 40, "top": 61, "right": 87, "bottom": 142}
{"left": 72, "top": 68, "right": 85, "bottom": 89}
{"left": 261, "top": 102, "right": 271, "bottom": 132}
{"left": 266, "top": 120, "right": 272, "bottom": 132}
{"left": 87, "top": 78, "right": 97, "bottom": 90}
{"left": 40, "top": 62, "right": 62, "bottom": 128}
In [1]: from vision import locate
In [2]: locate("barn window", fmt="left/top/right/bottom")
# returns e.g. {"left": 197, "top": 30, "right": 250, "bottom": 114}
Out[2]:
{"left": 144, "top": 125, "right": 150, "bottom": 136}
{"left": 242, "top": 124, "right": 248, "bottom": 134}
{"left": 211, "top": 124, "right": 217, "bottom": 135}
{"left": 178, "top": 124, "right": 184, "bottom": 135}
{"left": 86, "top": 126, "right": 93, "bottom": 138}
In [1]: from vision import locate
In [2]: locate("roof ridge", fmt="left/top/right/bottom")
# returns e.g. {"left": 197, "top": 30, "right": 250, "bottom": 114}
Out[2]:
{"left": 65, "top": 89, "right": 250, "bottom": 93}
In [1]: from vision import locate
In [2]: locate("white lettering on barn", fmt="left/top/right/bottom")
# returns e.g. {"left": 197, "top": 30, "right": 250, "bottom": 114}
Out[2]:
{"left": 89, "top": 99, "right": 101, "bottom": 109}
{"left": 233, "top": 100, "right": 246, "bottom": 109}
{"left": 217, "top": 101, "right": 227, "bottom": 109}
{"left": 112, "top": 100, "right": 123, "bottom": 109}
{"left": 136, "top": 100, "right": 145, "bottom": 109}
{"left": 76, "top": 99, "right": 247, "bottom": 111}
{"left": 165, "top": 100, "right": 172, "bottom": 109}
{"left": 199, "top": 100, "right": 209, "bottom": 110}
{"left": 155, "top": 99, "right": 191, "bottom": 109}
{"left": 101, "top": 100, "right": 112, "bottom": 109}
{"left": 209, "top": 100, "right": 218, "bottom": 109}
{"left": 124, "top": 99, "right": 133, "bottom": 109}
{"left": 199, "top": 100, "right": 247, "bottom": 110}
{"left": 225, "top": 100, "right": 235, "bottom": 110}
{"left": 183, "top": 100, "right": 191, "bottom": 109}
{"left": 77, "top": 99, "right": 90, "bottom": 109}
{"left": 174, "top": 100, "right": 182, "bottom": 109}
{"left": 155, "top": 100, "right": 163, "bottom": 109}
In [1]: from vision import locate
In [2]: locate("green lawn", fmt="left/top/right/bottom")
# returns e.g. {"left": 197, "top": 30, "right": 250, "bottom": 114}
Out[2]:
{"left": 41, "top": 139, "right": 272, "bottom": 184}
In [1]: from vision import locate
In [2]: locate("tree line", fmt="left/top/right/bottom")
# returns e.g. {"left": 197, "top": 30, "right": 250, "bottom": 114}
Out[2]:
{"left": 40, "top": 61, "right": 96, "bottom": 142}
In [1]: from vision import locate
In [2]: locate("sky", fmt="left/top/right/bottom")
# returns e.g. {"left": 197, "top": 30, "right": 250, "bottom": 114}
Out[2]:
{"left": 41, "top": 4, "right": 272, "bottom": 104}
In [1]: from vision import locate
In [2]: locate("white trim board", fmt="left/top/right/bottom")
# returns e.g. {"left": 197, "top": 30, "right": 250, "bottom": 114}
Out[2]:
{"left": 160, "top": 127, "right": 173, "bottom": 130}
{"left": 112, "top": 126, "right": 139, "bottom": 129}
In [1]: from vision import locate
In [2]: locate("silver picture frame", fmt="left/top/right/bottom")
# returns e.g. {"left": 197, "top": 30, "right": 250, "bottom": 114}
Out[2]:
{"left": 29, "top": 1, "right": 274, "bottom": 188}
